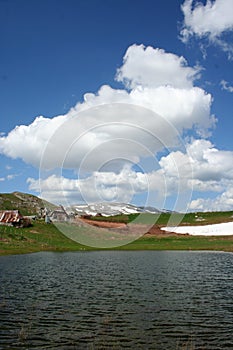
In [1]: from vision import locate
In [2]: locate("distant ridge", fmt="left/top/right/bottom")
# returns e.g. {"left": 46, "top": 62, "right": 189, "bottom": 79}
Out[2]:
{"left": 0, "top": 192, "right": 171, "bottom": 218}
{"left": 71, "top": 202, "right": 168, "bottom": 217}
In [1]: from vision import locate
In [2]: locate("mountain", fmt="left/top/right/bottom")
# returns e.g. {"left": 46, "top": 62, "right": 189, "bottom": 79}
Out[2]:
{"left": 71, "top": 202, "right": 162, "bottom": 217}
{"left": 0, "top": 192, "right": 56, "bottom": 216}
{"left": 0, "top": 192, "right": 168, "bottom": 217}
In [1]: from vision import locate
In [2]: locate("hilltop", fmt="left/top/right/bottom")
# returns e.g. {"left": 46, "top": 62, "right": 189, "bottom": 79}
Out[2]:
{"left": 71, "top": 202, "right": 169, "bottom": 216}
{"left": 0, "top": 192, "right": 56, "bottom": 216}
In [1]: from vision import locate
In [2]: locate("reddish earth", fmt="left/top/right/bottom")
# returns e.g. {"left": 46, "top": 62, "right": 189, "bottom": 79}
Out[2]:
{"left": 145, "top": 224, "right": 183, "bottom": 237}
{"left": 79, "top": 218, "right": 127, "bottom": 229}
{"left": 80, "top": 218, "right": 179, "bottom": 236}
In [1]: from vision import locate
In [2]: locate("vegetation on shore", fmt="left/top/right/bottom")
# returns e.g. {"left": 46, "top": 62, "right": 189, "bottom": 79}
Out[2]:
{"left": 0, "top": 212, "right": 233, "bottom": 256}
{"left": 1, "top": 192, "right": 233, "bottom": 255}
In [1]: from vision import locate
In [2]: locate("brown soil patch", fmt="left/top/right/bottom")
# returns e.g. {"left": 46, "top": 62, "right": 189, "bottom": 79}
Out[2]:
{"left": 29, "top": 230, "right": 40, "bottom": 234}
{"left": 145, "top": 224, "right": 182, "bottom": 237}
{"left": 80, "top": 219, "right": 181, "bottom": 237}
{"left": 79, "top": 218, "right": 127, "bottom": 229}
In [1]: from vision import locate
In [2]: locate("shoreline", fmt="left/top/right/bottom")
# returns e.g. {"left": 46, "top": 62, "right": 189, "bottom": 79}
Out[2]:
{"left": 0, "top": 222, "right": 233, "bottom": 256}
{"left": 1, "top": 220, "right": 233, "bottom": 256}
{"left": 1, "top": 249, "right": 233, "bottom": 258}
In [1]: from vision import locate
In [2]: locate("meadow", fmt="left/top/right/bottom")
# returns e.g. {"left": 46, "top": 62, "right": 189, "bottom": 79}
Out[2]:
{"left": 0, "top": 210, "right": 233, "bottom": 255}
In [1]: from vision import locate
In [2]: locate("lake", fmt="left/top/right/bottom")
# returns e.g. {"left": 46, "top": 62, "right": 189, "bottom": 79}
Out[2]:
{"left": 0, "top": 251, "right": 233, "bottom": 349}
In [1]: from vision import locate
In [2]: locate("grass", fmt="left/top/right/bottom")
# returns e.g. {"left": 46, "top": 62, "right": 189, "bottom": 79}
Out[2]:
{"left": 0, "top": 221, "right": 89, "bottom": 255}
{"left": 122, "top": 235, "right": 233, "bottom": 251}
{"left": 88, "top": 211, "right": 233, "bottom": 226}
{"left": 180, "top": 210, "right": 233, "bottom": 225}
{"left": 0, "top": 211, "right": 233, "bottom": 255}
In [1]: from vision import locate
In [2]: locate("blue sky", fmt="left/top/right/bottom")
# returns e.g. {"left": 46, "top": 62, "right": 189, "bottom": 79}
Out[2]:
{"left": 0, "top": 0, "right": 233, "bottom": 211}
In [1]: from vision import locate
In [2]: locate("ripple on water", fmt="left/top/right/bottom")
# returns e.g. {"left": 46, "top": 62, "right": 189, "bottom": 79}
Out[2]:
{"left": 0, "top": 251, "right": 233, "bottom": 349}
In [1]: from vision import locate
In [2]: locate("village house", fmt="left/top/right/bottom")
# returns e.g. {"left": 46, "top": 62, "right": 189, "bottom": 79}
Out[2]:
{"left": 47, "top": 205, "right": 70, "bottom": 223}
{"left": 0, "top": 210, "right": 31, "bottom": 227}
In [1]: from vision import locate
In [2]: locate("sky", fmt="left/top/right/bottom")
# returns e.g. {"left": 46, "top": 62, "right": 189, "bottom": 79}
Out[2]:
{"left": 0, "top": 0, "right": 233, "bottom": 212}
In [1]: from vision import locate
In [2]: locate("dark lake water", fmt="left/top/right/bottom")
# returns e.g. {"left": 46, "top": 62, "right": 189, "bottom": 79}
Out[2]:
{"left": 0, "top": 251, "right": 233, "bottom": 349}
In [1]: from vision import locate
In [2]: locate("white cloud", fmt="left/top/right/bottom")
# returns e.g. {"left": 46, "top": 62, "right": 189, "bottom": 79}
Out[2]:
{"left": 74, "top": 84, "right": 214, "bottom": 135}
{"left": 0, "top": 87, "right": 213, "bottom": 170}
{"left": 181, "top": 0, "right": 233, "bottom": 57}
{"left": 190, "top": 187, "right": 233, "bottom": 212}
{"left": 0, "top": 115, "right": 67, "bottom": 167}
{"left": 115, "top": 44, "right": 201, "bottom": 89}
{"left": 187, "top": 139, "right": 233, "bottom": 182}
{"left": 0, "top": 45, "right": 215, "bottom": 172}
{"left": 181, "top": 0, "right": 233, "bottom": 40}
{"left": 7, "top": 174, "right": 17, "bottom": 180}
{"left": 29, "top": 163, "right": 189, "bottom": 209}
{"left": 213, "top": 37, "right": 233, "bottom": 59}
{"left": 160, "top": 139, "right": 233, "bottom": 210}
{"left": 0, "top": 44, "right": 227, "bottom": 210}
{"left": 28, "top": 166, "right": 162, "bottom": 205}
{"left": 220, "top": 79, "right": 233, "bottom": 92}
{"left": 160, "top": 139, "right": 233, "bottom": 190}
{"left": 26, "top": 137, "right": 233, "bottom": 211}
{"left": 0, "top": 177, "right": 5, "bottom": 182}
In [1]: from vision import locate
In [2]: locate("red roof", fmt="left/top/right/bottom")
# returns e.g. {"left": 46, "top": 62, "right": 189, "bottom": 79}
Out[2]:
{"left": 0, "top": 210, "right": 23, "bottom": 224}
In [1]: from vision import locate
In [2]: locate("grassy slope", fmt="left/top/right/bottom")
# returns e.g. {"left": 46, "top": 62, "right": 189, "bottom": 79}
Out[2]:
{"left": 89, "top": 211, "right": 233, "bottom": 225}
{"left": 0, "top": 192, "right": 55, "bottom": 216}
{"left": 1, "top": 193, "right": 233, "bottom": 256}
{"left": 1, "top": 212, "right": 233, "bottom": 255}
{"left": 0, "top": 221, "right": 88, "bottom": 255}
{"left": 122, "top": 235, "right": 233, "bottom": 252}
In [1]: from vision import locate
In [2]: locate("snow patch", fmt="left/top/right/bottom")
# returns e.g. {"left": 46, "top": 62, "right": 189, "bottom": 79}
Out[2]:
{"left": 161, "top": 222, "right": 233, "bottom": 236}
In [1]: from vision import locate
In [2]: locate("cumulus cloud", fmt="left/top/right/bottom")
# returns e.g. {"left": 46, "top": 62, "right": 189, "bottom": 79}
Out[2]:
{"left": 1, "top": 43, "right": 228, "bottom": 210}
{"left": 29, "top": 161, "right": 191, "bottom": 209}
{"left": 187, "top": 139, "right": 233, "bottom": 182}
{"left": 28, "top": 139, "right": 233, "bottom": 210}
{"left": 180, "top": 0, "right": 233, "bottom": 57}
{"left": 75, "top": 84, "right": 214, "bottom": 136}
{"left": 0, "top": 89, "right": 213, "bottom": 171}
{"left": 0, "top": 115, "right": 67, "bottom": 168}
{"left": 28, "top": 166, "right": 164, "bottom": 206}
{"left": 189, "top": 187, "right": 233, "bottom": 212}
{"left": 115, "top": 44, "right": 201, "bottom": 89}
{"left": 159, "top": 139, "right": 233, "bottom": 211}
{"left": 160, "top": 139, "right": 233, "bottom": 191}
{"left": 1, "top": 104, "right": 186, "bottom": 171}
{"left": 0, "top": 44, "right": 215, "bottom": 172}
{"left": 27, "top": 137, "right": 233, "bottom": 211}
{"left": 181, "top": 0, "right": 233, "bottom": 40}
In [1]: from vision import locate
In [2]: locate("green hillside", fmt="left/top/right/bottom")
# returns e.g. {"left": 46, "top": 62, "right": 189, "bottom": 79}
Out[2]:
{"left": 0, "top": 192, "right": 233, "bottom": 256}
{"left": 1, "top": 220, "right": 233, "bottom": 256}
{"left": 0, "top": 192, "right": 55, "bottom": 216}
{"left": 88, "top": 210, "right": 233, "bottom": 226}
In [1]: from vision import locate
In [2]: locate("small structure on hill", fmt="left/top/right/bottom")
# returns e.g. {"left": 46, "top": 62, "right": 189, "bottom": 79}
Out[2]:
{"left": 0, "top": 210, "right": 31, "bottom": 227}
{"left": 48, "top": 205, "right": 69, "bottom": 222}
